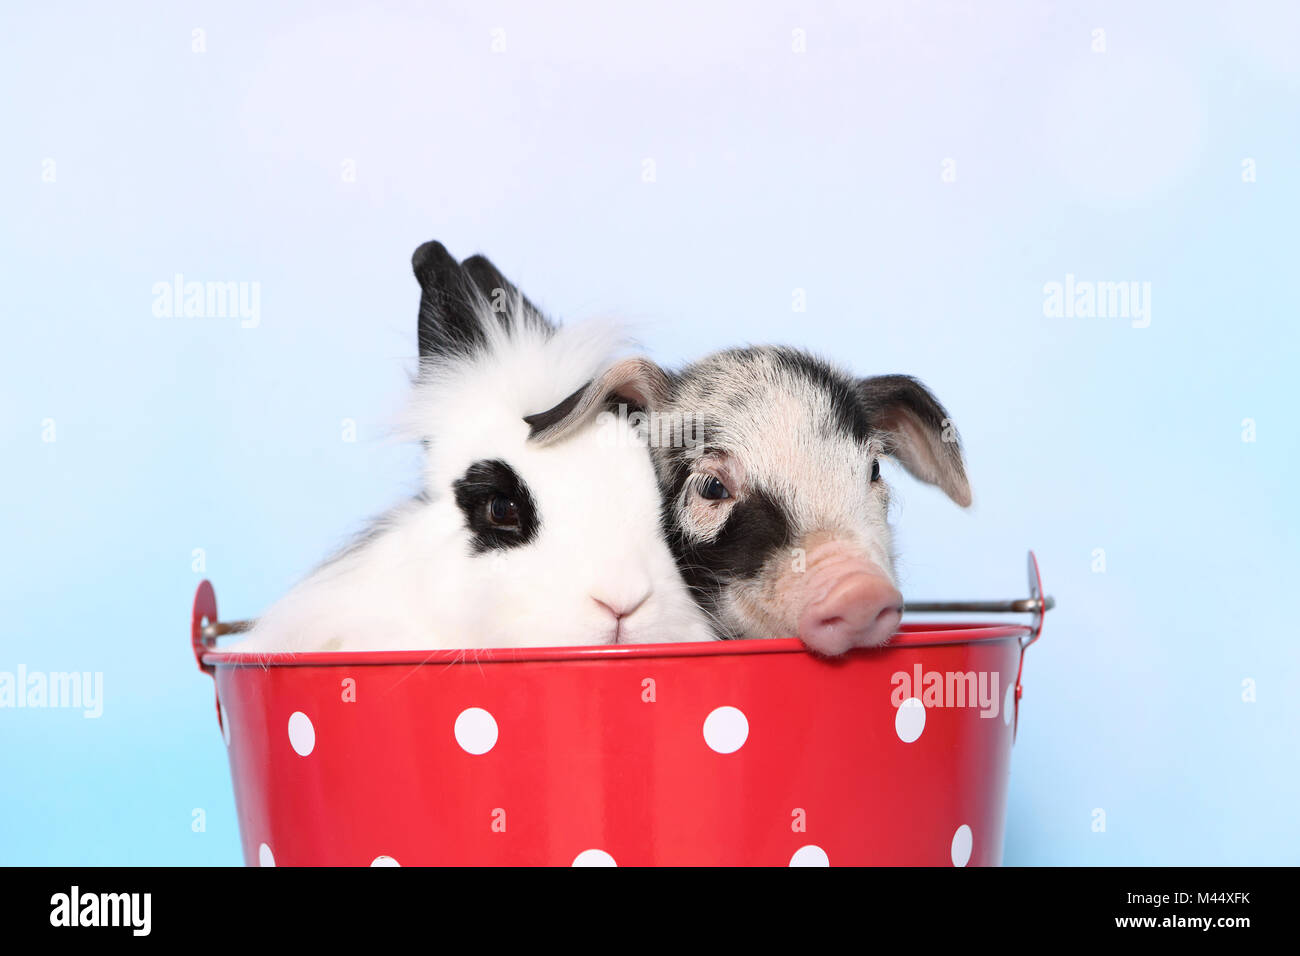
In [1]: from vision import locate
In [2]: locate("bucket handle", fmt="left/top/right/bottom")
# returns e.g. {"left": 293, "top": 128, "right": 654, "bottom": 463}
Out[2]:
{"left": 1015, "top": 550, "right": 1048, "bottom": 741}
{"left": 191, "top": 579, "right": 228, "bottom": 738}
{"left": 905, "top": 550, "right": 1051, "bottom": 741}
{"left": 190, "top": 580, "right": 218, "bottom": 677}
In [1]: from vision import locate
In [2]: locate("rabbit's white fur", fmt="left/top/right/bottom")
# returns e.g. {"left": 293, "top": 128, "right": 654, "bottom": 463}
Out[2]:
{"left": 233, "top": 267, "right": 714, "bottom": 652}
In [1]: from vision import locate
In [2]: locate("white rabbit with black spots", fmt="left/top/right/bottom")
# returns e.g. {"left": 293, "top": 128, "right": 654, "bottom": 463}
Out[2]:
{"left": 234, "top": 241, "right": 714, "bottom": 652}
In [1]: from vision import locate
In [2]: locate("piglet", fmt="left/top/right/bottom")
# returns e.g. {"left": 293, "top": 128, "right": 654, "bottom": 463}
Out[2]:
{"left": 525, "top": 346, "right": 971, "bottom": 654}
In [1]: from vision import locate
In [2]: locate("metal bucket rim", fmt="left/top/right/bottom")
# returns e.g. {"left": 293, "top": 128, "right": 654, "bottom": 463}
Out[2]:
{"left": 201, "top": 621, "right": 1031, "bottom": 670}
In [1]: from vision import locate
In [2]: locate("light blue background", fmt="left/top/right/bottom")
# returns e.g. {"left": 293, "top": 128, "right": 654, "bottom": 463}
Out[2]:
{"left": 2, "top": 1, "right": 1297, "bottom": 865}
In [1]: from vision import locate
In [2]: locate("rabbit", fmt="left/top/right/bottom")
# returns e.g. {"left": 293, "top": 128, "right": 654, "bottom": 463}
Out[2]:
{"left": 522, "top": 346, "right": 971, "bottom": 656}
{"left": 232, "top": 241, "right": 716, "bottom": 652}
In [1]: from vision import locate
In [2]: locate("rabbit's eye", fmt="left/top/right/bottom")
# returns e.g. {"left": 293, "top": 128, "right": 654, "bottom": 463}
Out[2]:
{"left": 870, "top": 458, "right": 880, "bottom": 482}
{"left": 699, "top": 476, "right": 731, "bottom": 501}
{"left": 487, "top": 495, "right": 520, "bottom": 527}
{"left": 454, "top": 460, "right": 538, "bottom": 553}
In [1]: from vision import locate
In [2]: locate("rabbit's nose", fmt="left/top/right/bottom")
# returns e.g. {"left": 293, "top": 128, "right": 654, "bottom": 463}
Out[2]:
{"left": 592, "top": 590, "right": 651, "bottom": 620}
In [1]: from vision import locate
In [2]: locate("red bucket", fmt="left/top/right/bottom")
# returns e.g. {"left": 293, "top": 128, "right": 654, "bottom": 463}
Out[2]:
{"left": 192, "top": 561, "right": 1046, "bottom": 867}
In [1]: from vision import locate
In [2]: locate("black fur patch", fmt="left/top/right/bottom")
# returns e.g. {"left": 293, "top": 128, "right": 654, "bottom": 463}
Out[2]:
{"left": 461, "top": 254, "right": 550, "bottom": 336}
{"left": 523, "top": 386, "right": 652, "bottom": 443}
{"left": 670, "top": 485, "right": 791, "bottom": 603}
{"left": 412, "top": 241, "right": 488, "bottom": 359}
{"left": 523, "top": 381, "right": 590, "bottom": 438}
{"left": 452, "top": 459, "right": 540, "bottom": 553}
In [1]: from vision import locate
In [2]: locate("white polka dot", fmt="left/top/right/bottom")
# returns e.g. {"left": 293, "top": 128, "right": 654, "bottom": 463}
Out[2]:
{"left": 370, "top": 855, "right": 400, "bottom": 867}
{"left": 219, "top": 702, "right": 231, "bottom": 747}
{"left": 703, "top": 706, "right": 749, "bottom": 754}
{"left": 287, "top": 711, "right": 315, "bottom": 756}
{"left": 258, "top": 842, "right": 275, "bottom": 867}
{"left": 789, "top": 844, "right": 830, "bottom": 866}
{"left": 454, "top": 707, "right": 498, "bottom": 755}
{"left": 895, "top": 697, "right": 926, "bottom": 743}
{"left": 951, "top": 824, "right": 973, "bottom": 867}
{"left": 572, "top": 849, "right": 617, "bottom": 867}
{"left": 1003, "top": 682, "right": 1015, "bottom": 727}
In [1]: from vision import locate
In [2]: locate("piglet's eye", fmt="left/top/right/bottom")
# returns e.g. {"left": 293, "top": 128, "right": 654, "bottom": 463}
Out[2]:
{"left": 699, "top": 476, "right": 731, "bottom": 501}
{"left": 487, "top": 494, "right": 521, "bottom": 527}
{"left": 870, "top": 459, "right": 881, "bottom": 482}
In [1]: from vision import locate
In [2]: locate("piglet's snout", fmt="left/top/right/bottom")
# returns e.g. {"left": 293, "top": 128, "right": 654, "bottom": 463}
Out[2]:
{"left": 797, "top": 556, "right": 903, "bottom": 656}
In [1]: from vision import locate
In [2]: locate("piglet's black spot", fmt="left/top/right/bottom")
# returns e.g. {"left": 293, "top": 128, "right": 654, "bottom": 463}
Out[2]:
{"left": 452, "top": 459, "right": 540, "bottom": 553}
{"left": 674, "top": 488, "right": 791, "bottom": 592}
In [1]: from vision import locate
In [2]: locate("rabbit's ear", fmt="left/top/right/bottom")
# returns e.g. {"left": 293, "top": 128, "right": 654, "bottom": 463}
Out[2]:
{"left": 461, "top": 254, "right": 550, "bottom": 330}
{"left": 524, "top": 357, "right": 670, "bottom": 445}
{"left": 411, "top": 240, "right": 485, "bottom": 359}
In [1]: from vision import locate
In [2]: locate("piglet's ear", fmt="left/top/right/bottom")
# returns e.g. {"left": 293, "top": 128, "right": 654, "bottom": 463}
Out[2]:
{"left": 858, "top": 374, "right": 972, "bottom": 507}
{"left": 524, "top": 357, "right": 670, "bottom": 445}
